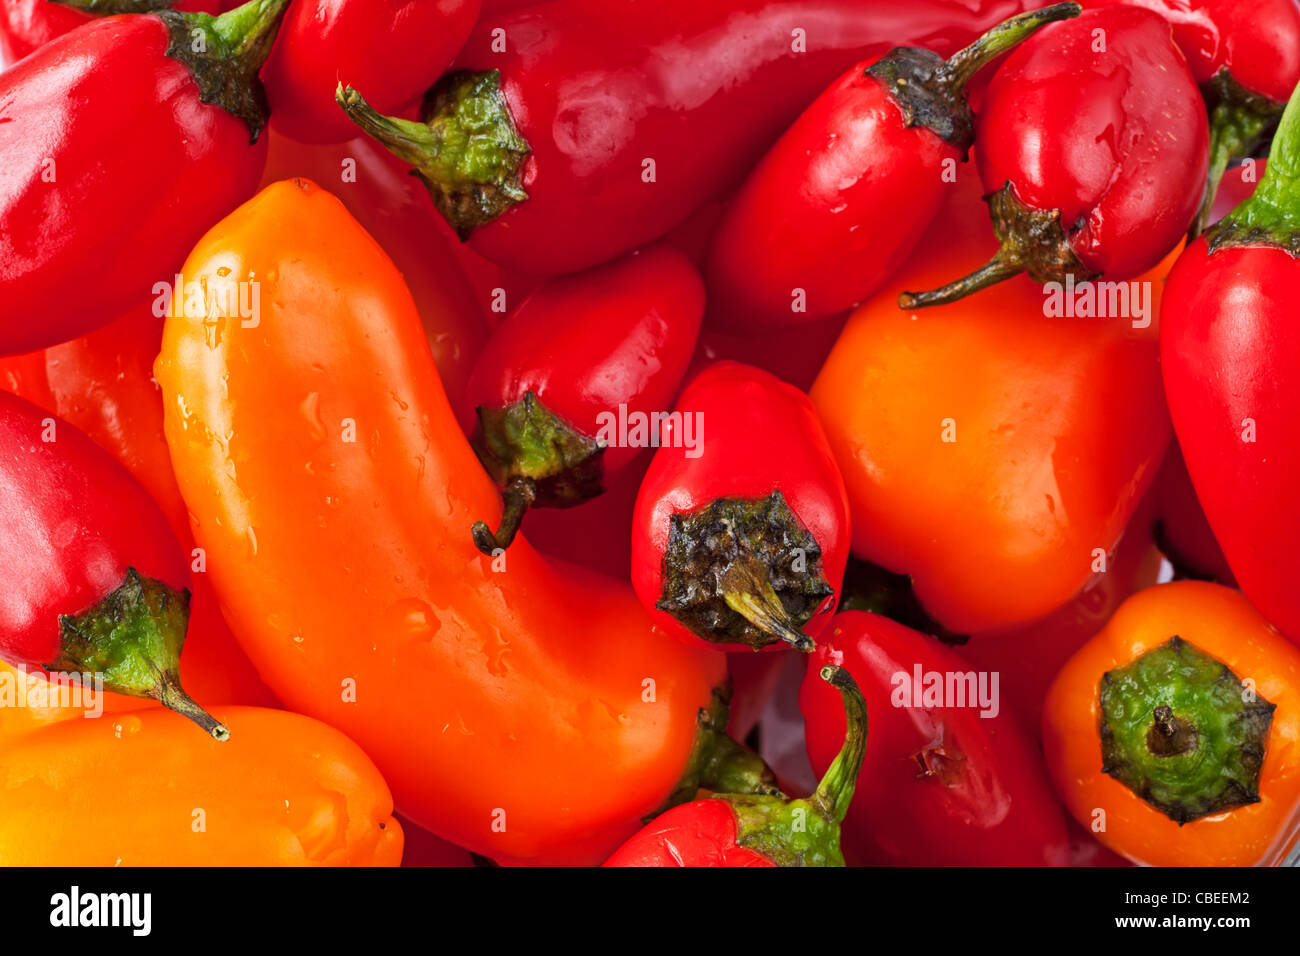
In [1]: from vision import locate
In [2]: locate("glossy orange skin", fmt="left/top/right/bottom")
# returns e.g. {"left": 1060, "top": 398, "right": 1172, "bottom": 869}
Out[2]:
{"left": 259, "top": 131, "right": 489, "bottom": 403}
{"left": 811, "top": 171, "right": 1172, "bottom": 634}
{"left": 155, "top": 179, "right": 725, "bottom": 865}
{"left": 0, "top": 307, "right": 278, "bottom": 732}
{"left": 0, "top": 707, "right": 401, "bottom": 866}
{"left": 1043, "top": 581, "right": 1300, "bottom": 866}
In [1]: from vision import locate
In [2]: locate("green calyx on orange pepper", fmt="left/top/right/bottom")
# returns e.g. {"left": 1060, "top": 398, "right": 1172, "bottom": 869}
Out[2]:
{"left": 154, "top": 178, "right": 763, "bottom": 865}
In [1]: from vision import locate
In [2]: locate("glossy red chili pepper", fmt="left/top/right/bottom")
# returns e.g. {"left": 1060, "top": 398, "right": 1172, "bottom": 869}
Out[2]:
{"left": 605, "top": 665, "right": 864, "bottom": 867}
{"left": 337, "top": 0, "right": 1038, "bottom": 276}
{"left": 262, "top": 0, "right": 480, "bottom": 144}
{"left": 0, "top": 390, "right": 226, "bottom": 738}
{"left": 632, "top": 362, "right": 850, "bottom": 653}
{"left": 1161, "top": 78, "right": 1300, "bottom": 644}
{"left": 901, "top": 7, "right": 1208, "bottom": 309}
{"left": 705, "top": 3, "right": 1080, "bottom": 329}
{"left": 801, "top": 611, "right": 1071, "bottom": 865}
{"left": 460, "top": 245, "right": 703, "bottom": 553}
{"left": 1084, "top": 0, "right": 1300, "bottom": 234}
{"left": 0, "top": 0, "right": 218, "bottom": 64}
{"left": 0, "top": 0, "right": 289, "bottom": 356}
{"left": 0, "top": 305, "right": 278, "bottom": 710}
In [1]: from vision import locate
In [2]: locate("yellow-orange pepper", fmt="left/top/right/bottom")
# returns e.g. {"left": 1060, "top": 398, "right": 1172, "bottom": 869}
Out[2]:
{"left": 155, "top": 179, "right": 730, "bottom": 865}
{"left": 0, "top": 706, "right": 401, "bottom": 865}
{"left": 1043, "top": 581, "right": 1300, "bottom": 866}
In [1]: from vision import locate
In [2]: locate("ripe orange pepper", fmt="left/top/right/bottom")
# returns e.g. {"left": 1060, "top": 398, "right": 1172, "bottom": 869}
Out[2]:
{"left": 0, "top": 307, "right": 277, "bottom": 731}
{"left": 1043, "top": 581, "right": 1300, "bottom": 866}
{"left": 155, "top": 179, "right": 730, "bottom": 865}
{"left": 0, "top": 706, "right": 401, "bottom": 865}
{"left": 811, "top": 170, "right": 1173, "bottom": 634}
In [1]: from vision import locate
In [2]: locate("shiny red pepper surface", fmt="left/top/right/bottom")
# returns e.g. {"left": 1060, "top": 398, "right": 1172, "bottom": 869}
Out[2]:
{"left": 0, "top": 0, "right": 219, "bottom": 63}
{"left": 263, "top": 0, "right": 480, "bottom": 144}
{"left": 344, "top": 0, "right": 1036, "bottom": 276}
{"left": 633, "top": 362, "right": 850, "bottom": 653}
{"left": 0, "top": 1, "right": 287, "bottom": 355}
{"left": 801, "top": 612, "right": 1070, "bottom": 865}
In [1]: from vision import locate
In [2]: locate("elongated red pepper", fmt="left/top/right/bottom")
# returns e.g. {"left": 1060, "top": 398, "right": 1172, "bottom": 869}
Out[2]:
{"left": 0, "top": 0, "right": 218, "bottom": 63}
{"left": 1162, "top": 77, "right": 1300, "bottom": 644}
{"left": 461, "top": 245, "right": 703, "bottom": 553}
{"left": 705, "top": 3, "right": 1079, "bottom": 329}
{"left": 632, "top": 362, "right": 850, "bottom": 653}
{"left": 337, "top": 0, "right": 1037, "bottom": 276}
{"left": 901, "top": 7, "right": 1208, "bottom": 309}
{"left": 1084, "top": 0, "right": 1300, "bottom": 234}
{"left": 801, "top": 611, "right": 1071, "bottom": 865}
{"left": 0, "top": 390, "right": 226, "bottom": 738}
{"left": 605, "top": 665, "right": 864, "bottom": 867}
{"left": 262, "top": 0, "right": 480, "bottom": 144}
{"left": 0, "top": 0, "right": 289, "bottom": 356}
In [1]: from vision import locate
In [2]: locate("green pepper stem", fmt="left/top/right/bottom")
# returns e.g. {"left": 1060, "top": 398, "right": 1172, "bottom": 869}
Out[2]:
{"left": 720, "top": 557, "right": 816, "bottom": 652}
{"left": 472, "top": 476, "right": 536, "bottom": 555}
{"left": 940, "top": 2, "right": 1081, "bottom": 93}
{"left": 898, "top": 251, "right": 1024, "bottom": 310}
{"left": 809, "top": 665, "right": 868, "bottom": 824}
{"left": 158, "top": 674, "right": 230, "bottom": 741}
{"left": 336, "top": 84, "right": 443, "bottom": 171}
{"left": 1209, "top": 78, "right": 1300, "bottom": 248}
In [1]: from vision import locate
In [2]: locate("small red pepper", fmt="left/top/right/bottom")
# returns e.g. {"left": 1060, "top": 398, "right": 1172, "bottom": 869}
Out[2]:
{"left": 338, "top": 0, "right": 1042, "bottom": 276}
{"left": 261, "top": 0, "right": 480, "bottom": 144}
{"left": 0, "top": 0, "right": 289, "bottom": 355}
{"left": 1084, "top": 0, "right": 1300, "bottom": 234}
{"left": 604, "top": 664, "right": 865, "bottom": 867}
{"left": 459, "top": 245, "right": 703, "bottom": 554}
{"left": 632, "top": 362, "right": 850, "bottom": 653}
{"left": 901, "top": 6, "right": 1208, "bottom": 308}
{"left": 1161, "top": 77, "right": 1300, "bottom": 644}
{"left": 0, "top": 390, "right": 226, "bottom": 738}
{"left": 0, "top": 0, "right": 219, "bottom": 64}
{"left": 705, "top": 3, "right": 1080, "bottom": 329}
{"left": 801, "top": 611, "right": 1071, "bottom": 865}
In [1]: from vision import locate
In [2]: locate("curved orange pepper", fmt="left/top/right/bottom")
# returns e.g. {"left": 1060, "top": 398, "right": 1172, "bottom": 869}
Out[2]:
{"left": 810, "top": 171, "right": 1173, "bottom": 634}
{"left": 1043, "top": 581, "right": 1300, "bottom": 866}
{"left": 0, "top": 706, "right": 401, "bottom": 865}
{"left": 155, "top": 179, "right": 727, "bottom": 865}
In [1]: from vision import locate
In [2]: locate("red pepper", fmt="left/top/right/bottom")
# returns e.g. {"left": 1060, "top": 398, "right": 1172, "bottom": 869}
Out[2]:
{"left": 0, "top": 0, "right": 219, "bottom": 63}
{"left": 460, "top": 245, "right": 703, "bottom": 553}
{"left": 901, "top": 7, "right": 1208, "bottom": 309}
{"left": 605, "top": 664, "right": 865, "bottom": 867}
{"left": 632, "top": 362, "right": 850, "bottom": 653}
{"left": 261, "top": 0, "right": 480, "bottom": 144}
{"left": 0, "top": 0, "right": 289, "bottom": 356}
{"left": 1084, "top": 0, "right": 1300, "bottom": 234}
{"left": 0, "top": 305, "right": 279, "bottom": 710}
{"left": 0, "top": 390, "right": 226, "bottom": 738}
{"left": 705, "top": 3, "right": 1080, "bottom": 329}
{"left": 337, "top": 0, "right": 1040, "bottom": 276}
{"left": 801, "top": 611, "right": 1071, "bottom": 865}
{"left": 1161, "top": 77, "right": 1300, "bottom": 644}
{"left": 1150, "top": 443, "right": 1235, "bottom": 585}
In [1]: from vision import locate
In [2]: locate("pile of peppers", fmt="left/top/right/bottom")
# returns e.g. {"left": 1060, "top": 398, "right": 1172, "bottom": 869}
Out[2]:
{"left": 2, "top": 0, "right": 1299, "bottom": 872}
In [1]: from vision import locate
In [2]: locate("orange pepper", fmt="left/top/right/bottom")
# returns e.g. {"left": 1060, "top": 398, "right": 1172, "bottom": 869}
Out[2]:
{"left": 154, "top": 178, "right": 729, "bottom": 865}
{"left": 0, "top": 706, "right": 401, "bottom": 865}
{"left": 1043, "top": 581, "right": 1300, "bottom": 866}
{"left": 810, "top": 171, "right": 1173, "bottom": 634}
{"left": 0, "top": 307, "right": 277, "bottom": 734}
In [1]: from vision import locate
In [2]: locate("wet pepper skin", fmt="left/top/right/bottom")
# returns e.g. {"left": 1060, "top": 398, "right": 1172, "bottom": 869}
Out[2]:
{"left": 451, "top": 0, "right": 1034, "bottom": 274}
{"left": 156, "top": 179, "right": 725, "bottom": 865}
{"left": 603, "top": 799, "right": 775, "bottom": 867}
{"left": 812, "top": 172, "right": 1172, "bottom": 634}
{"left": 0, "top": 707, "right": 402, "bottom": 866}
{"left": 0, "top": 14, "right": 269, "bottom": 355}
{"left": 0, "top": 0, "right": 219, "bottom": 63}
{"left": 801, "top": 612, "right": 1071, "bottom": 866}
